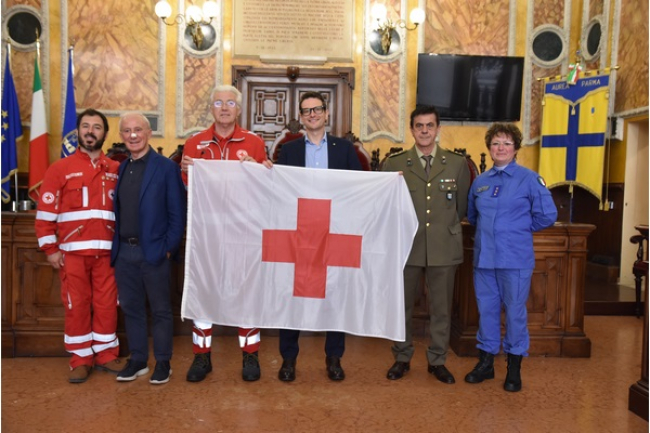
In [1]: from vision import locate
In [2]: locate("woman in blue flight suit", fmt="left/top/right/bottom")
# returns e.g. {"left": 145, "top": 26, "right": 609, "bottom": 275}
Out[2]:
{"left": 464, "top": 123, "right": 557, "bottom": 392}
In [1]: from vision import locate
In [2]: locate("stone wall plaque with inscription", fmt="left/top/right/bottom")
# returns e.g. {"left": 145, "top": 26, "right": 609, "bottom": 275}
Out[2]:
{"left": 233, "top": 0, "right": 354, "bottom": 63}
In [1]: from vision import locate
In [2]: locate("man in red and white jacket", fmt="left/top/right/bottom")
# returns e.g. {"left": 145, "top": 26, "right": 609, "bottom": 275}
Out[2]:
{"left": 181, "top": 84, "right": 267, "bottom": 383}
{"left": 35, "top": 109, "right": 122, "bottom": 383}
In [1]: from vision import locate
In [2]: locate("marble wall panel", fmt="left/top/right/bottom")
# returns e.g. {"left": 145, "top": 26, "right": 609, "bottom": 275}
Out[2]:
{"left": 6, "top": 0, "right": 40, "bottom": 8}
{"left": 423, "top": 0, "right": 509, "bottom": 55}
{"left": 529, "top": 64, "right": 561, "bottom": 140}
{"left": 3, "top": 0, "right": 48, "bottom": 124}
{"left": 615, "top": 0, "right": 649, "bottom": 112}
{"left": 361, "top": 0, "right": 405, "bottom": 142}
{"left": 366, "top": 61, "right": 400, "bottom": 137}
{"left": 9, "top": 52, "right": 36, "bottom": 123}
{"left": 583, "top": 0, "right": 605, "bottom": 70}
{"left": 68, "top": 0, "right": 159, "bottom": 111}
{"left": 589, "top": 0, "right": 604, "bottom": 17}
{"left": 182, "top": 56, "right": 217, "bottom": 134}
{"left": 533, "top": 0, "right": 566, "bottom": 28}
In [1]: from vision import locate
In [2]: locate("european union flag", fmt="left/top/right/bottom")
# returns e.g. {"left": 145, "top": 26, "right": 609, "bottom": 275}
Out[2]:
{"left": 1, "top": 55, "right": 23, "bottom": 203}
{"left": 61, "top": 48, "right": 78, "bottom": 157}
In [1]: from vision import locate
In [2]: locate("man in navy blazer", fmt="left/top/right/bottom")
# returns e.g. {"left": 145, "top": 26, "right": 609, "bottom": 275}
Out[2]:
{"left": 111, "top": 112, "right": 186, "bottom": 385}
{"left": 274, "top": 91, "right": 362, "bottom": 382}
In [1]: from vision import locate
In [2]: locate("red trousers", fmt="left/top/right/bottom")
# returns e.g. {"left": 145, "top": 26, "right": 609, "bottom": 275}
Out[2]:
{"left": 59, "top": 254, "right": 119, "bottom": 368}
{"left": 192, "top": 321, "right": 261, "bottom": 354}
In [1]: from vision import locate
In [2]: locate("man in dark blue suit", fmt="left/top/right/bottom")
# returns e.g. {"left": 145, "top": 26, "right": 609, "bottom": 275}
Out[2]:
{"left": 274, "top": 91, "right": 362, "bottom": 382}
{"left": 111, "top": 112, "right": 186, "bottom": 385}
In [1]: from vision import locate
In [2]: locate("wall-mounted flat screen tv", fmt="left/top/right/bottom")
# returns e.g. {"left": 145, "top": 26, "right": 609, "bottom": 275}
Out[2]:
{"left": 416, "top": 54, "right": 525, "bottom": 122}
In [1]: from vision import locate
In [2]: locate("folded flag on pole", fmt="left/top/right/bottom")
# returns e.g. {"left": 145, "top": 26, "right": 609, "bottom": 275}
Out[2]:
{"left": 539, "top": 74, "right": 610, "bottom": 202}
{"left": 61, "top": 48, "right": 77, "bottom": 158}
{"left": 1, "top": 55, "right": 23, "bottom": 204}
{"left": 182, "top": 161, "right": 418, "bottom": 341}
{"left": 28, "top": 56, "right": 49, "bottom": 202}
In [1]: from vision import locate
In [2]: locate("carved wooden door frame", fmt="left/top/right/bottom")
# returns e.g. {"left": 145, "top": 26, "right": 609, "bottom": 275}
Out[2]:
{"left": 232, "top": 66, "right": 354, "bottom": 146}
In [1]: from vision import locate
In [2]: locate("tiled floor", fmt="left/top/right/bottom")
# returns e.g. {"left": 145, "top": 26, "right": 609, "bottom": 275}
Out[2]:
{"left": 1, "top": 315, "right": 647, "bottom": 433}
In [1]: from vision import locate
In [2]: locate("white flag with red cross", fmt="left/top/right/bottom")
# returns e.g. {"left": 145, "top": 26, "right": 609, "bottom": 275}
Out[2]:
{"left": 181, "top": 161, "right": 417, "bottom": 341}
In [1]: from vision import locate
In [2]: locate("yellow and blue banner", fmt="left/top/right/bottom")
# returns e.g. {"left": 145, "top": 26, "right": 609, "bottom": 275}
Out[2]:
{"left": 539, "top": 74, "right": 610, "bottom": 202}
{"left": 1, "top": 55, "right": 23, "bottom": 203}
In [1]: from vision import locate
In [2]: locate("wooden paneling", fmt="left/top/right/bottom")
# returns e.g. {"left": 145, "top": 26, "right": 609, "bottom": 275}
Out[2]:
{"left": 2, "top": 218, "right": 14, "bottom": 357}
{"left": 552, "top": 183, "right": 624, "bottom": 265}
{"left": 1, "top": 212, "right": 196, "bottom": 358}
{"left": 628, "top": 269, "right": 649, "bottom": 420}
{"left": 1, "top": 214, "right": 595, "bottom": 358}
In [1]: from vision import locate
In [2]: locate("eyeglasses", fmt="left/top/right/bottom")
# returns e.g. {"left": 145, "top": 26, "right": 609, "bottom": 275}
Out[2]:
{"left": 490, "top": 141, "right": 515, "bottom": 147}
{"left": 121, "top": 127, "right": 146, "bottom": 135}
{"left": 413, "top": 122, "right": 436, "bottom": 131}
{"left": 299, "top": 105, "right": 326, "bottom": 116}
{"left": 213, "top": 100, "right": 237, "bottom": 109}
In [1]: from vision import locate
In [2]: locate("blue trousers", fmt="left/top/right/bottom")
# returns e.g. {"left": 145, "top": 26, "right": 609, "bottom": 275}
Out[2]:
{"left": 279, "top": 330, "right": 345, "bottom": 360}
{"left": 474, "top": 268, "right": 533, "bottom": 356}
{"left": 114, "top": 243, "right": 173, "bottom": 363}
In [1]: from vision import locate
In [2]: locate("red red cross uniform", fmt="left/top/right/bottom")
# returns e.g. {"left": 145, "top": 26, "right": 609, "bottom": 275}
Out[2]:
{"left": 183, "top": 123, "right": 267, "bottom": 354}
{"left": 35, "top": 150, "right": 120, "bottom": 369}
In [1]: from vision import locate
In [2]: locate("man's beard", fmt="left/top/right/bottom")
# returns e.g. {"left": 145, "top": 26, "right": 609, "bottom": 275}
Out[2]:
{"left": 79, "top": 133, "right": 105, "bottom": 152}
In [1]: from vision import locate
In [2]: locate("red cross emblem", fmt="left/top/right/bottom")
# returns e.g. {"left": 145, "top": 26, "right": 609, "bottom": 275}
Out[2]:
{"left": 262, "top": 198, "right": 362, "bottom": 299}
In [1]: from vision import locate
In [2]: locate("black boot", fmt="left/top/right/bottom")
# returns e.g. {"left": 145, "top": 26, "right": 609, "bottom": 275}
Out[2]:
{"left": 464, "top": 349, "right": 495, "bottom": 383}
{"left": 242, "top": 351, "right": 261, "bottom": 382}
{"left": 186, "top": 352, "right": 212, "bottom": 382}
{"left": 504, "top": 354, "right": 523, "bottom": 392}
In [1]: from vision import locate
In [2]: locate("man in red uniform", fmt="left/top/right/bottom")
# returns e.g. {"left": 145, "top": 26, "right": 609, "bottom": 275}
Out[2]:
{"left": 181, "top": 84, "right": 267, "bottom": 382}
{"left": 35, "top": 109, "right": 122, "bottom": 383}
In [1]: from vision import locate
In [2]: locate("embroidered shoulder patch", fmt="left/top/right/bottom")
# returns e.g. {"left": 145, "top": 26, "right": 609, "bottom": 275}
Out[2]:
{"left": 537, "top": 176, "right": 547, "bottom": 187}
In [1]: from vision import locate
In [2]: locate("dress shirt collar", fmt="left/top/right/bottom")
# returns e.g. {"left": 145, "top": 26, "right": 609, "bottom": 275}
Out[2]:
{"left": 414, "top": 144, "right": 438, "bottom": 160}
{"left": 488, "top": 160, "right": 517, "bottom": 177}
{"left": 305, "top": 133, "right": 328, "bottom": 148}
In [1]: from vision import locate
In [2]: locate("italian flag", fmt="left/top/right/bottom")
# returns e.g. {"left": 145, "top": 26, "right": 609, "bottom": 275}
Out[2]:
{"left": 28, "top": 57, "right": 49, "bottom": 202}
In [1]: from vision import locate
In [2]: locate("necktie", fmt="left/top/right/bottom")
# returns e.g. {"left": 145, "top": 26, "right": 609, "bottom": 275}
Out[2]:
{"left": 423, "top": 155, "right": 433, "bottom": 177}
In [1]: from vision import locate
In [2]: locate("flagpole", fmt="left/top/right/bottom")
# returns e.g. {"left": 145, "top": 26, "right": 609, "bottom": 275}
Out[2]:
{"left": 6, "top": 41, "right": 20, "bottom": 211}
{"left": 33, "top": 29, "right": 40, "bottom": 206}
{"left": 569, "top": 183, "right": 574, "bottom": 223}
{"left": 35, "top": 29, "right": 40, "bottom": 67}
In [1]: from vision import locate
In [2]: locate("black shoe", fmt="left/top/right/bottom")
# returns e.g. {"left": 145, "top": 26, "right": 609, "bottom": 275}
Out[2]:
{"left": 242, "top": 351, "right": 261, "bottom": 382}
{"left": 150, "top": 361, "right": 172, "bottom": 385}
{"left": 186, "top": 353, "right": 212, "bottom": 382}
{"left": 278, "top": 359, "right": 296, "bottom": 382}
{"left": 116, "top": 359, "right": 149, "bottom": 382}
{"left": 326, "top": 356, "right": 345, "bottom": 381}
{"left": 504, "top": 354, "right": 523, "bottom": 392}
{"left": 386, "top": 361, "right": 410, "bottom": 380}
{"left": 428, "top": 365, "right": 456, "bottom": 384}
{"left": 465, "top": 350, "right": 495, "bottom": 384}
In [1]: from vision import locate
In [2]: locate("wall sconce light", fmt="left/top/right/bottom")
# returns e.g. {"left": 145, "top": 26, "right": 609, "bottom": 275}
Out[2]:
{"left": 155, "top": 0, "right": 219, "bottom": 50}
{"left": 370, "top": 3, "right": 425, "bottom": 55}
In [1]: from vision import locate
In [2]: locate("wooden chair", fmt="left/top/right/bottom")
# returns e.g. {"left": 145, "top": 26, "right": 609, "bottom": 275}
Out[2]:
{"left": 631, "top": 225, "right": 649, "bottom": 318}
{"left": 169, "top": 144, "right": 184, "bottom": 165}
{"left": 106, "top": 143, "right": 130, "bottom": 162}
{"left": 269, "top": 119, "right": 305, "bottom": 162}
{"left": 344, "top": 131, "right": 372, "bottom": 171}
